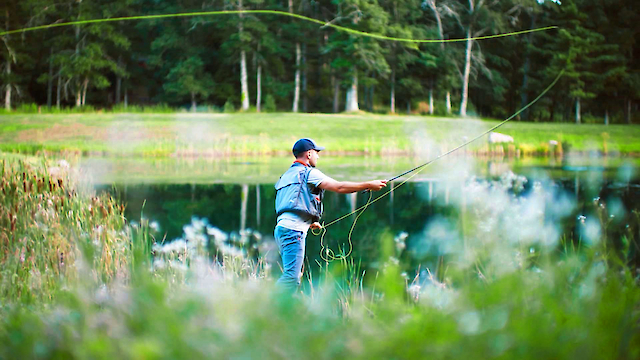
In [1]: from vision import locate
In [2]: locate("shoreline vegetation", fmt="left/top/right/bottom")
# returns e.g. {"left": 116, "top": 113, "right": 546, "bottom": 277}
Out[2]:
{"left": 1, "top": 113, "right": 640, "bottom": 158}
{"left": 1, "top": 157, "right": 639, "bottom": 358}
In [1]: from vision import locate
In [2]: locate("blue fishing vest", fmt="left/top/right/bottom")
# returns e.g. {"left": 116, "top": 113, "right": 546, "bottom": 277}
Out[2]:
{"left": 275, "top": 163, "right": 325, "bottom": 222}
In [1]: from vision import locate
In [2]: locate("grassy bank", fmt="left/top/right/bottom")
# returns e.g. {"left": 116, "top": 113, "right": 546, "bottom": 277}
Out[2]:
{"left": 1, "top": 156, "right": 639, "bottom": 358}
{"left": 1, "top": 113, "right": 639, "bottom": 157}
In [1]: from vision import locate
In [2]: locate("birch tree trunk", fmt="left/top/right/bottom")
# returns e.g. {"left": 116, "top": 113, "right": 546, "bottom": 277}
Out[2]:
{"left": 390, "top": 68, "right": 395, "bottom": 113}
{"left": 4, "top": 59, "right": 10, "bottom": 111}
{"left": 429, "top": 83, "right": 434, "bottom": 115}
{"left": 56, "top": 68, "right": 61, "bottom": 109}
{"left": 81, "top": 77, "right": 88, "bottom": 106}
{"left": 238, "top": 0, "right": 249, "bottom": 111}
{"left": 627, "top": 99, "right": 632, "bottom": 124}
{"left": 426, "top": 1, "right": 450, "bottom": 115}
{"left": 332, "top": 74, "right": 339, "bottom": 113}
{"left": 345, "top": 71, "right": 359, "bottom": 112}
{"left": 460, "top": 27, "right": 473, "bottom": 117}
{"left": 240, "top": 50, "right": 249, "bottom": 111}
{"left": 256, "top": 64, "right": 262, "bottom": 112}
{"left": 115, "top": 55, "right": 122, "bottom": 104}
{"left": 47, "top": 48, "right": 54, "bottom": 108}
{"left": 575, "top": 98, "right": 581, "bottom": 124}
{"left": 302, "top": 43, "right": 308, "bottom": 112}
{"left": 191, "top": 92, "right": 196, "bottom": 112}
{"left": 3, "top": 9, "right": 10, "bottom": 111}
{"left": 604, "top": 110, "right": 609, "bottom": 125}
{"left": 292, "top": 43, "right": 301, "bottom": 112}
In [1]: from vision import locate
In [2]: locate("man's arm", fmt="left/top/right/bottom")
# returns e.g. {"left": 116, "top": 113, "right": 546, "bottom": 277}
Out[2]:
{"left": 318, "top": 178, "right": 387, "bottom": 194}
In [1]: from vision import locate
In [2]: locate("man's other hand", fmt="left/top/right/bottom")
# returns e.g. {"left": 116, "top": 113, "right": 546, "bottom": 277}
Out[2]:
{"left": 310, "top": 222, "right": 323, "bottom": 230}
{"left": 368, "top": 180, "right": 388, "bottom": 191}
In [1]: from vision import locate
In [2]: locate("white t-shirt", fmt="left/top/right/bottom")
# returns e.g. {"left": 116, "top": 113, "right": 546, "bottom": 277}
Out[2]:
{"left": 276, "top": 168, "right": 332, "bottom": 233}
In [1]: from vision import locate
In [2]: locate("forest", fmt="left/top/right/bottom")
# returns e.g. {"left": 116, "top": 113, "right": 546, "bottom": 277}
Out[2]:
{"left": 1, "top": 0, "right": 639, "bottom": 124}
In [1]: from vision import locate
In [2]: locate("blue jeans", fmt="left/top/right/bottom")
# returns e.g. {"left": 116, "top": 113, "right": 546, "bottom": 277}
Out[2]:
{"left": 274, "top": 226, "right": 306, "bottom": 291}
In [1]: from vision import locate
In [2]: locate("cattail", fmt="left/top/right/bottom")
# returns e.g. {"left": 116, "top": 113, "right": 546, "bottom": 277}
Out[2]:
{"left": 58, "top": 179, "right": 64, "bottom": 190}
{"left": 23, "top": 180, "right": 27, "bottom": 192}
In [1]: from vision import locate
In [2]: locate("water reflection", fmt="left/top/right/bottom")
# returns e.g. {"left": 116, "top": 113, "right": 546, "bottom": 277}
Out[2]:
{"left": 101, "top": 162, "right": 640, "bottom": 275}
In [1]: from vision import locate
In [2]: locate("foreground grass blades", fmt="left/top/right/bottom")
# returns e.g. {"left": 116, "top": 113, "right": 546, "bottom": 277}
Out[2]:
{"left": 0, "top": 157, "right": 639, "bottom": 359}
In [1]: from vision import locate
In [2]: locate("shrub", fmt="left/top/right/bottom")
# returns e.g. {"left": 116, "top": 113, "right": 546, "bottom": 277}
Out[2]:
{"left": 223, "top": 99, "right": 235, "bottom": 113}
{"left": 264, "top": 94, "right": 276, "bottom": 113}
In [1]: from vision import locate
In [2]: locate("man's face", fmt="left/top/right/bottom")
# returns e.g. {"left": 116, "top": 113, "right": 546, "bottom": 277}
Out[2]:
{"left": 308, "top": 149, "right": 320, "bottom": 167}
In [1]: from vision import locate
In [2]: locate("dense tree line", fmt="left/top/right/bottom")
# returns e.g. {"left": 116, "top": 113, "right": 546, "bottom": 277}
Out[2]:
{"left": 1, "top": 0, "right": 639, "bottom": 123}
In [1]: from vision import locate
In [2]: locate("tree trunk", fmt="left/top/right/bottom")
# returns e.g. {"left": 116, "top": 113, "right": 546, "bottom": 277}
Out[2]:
{"left": 238, "top": 0, "right": 249, "bottom": 111}
{"left": 446, "top": 91, "right": 451, "bottom": 114}
{"left": 56, "top": 68, "right": 61, "bottom": 109}
{"left": 627, "top": 99, "right": 632, "bottom": 124}
{"left": 332, "top": 75, "right": 339, "bottom": 113}
{"left": 76, "top": 89, "right": 82, "bottom": 107}
{"left": 407, "top": 101, "right": 411, "bottom": 115}
{"left": 81, "top": 77, "right": 88, "bottom": 106}
{"left": 240, "top": 50, "right": 249, "bottom": 111}
{"left": 191, "top": 92, "right": 196, "bottom": 112}
{"left": 370, "top": 79, "right": 375, "bottom": 112}
{"left": 460, "top": 27, "right": 473, "bottom": 117}
{"left": 4, "top": 10, "right": 10, "bottom": 111}
{"left": 47, "top": 48, "right": 54, "bottom": 108}
{"left": 429, "top": 82, "right": 434, "bottom": 115}
{"left": 293, "top": 42, "right": 301, "bottom": 112}
{"left": 4, "top": 58, "right": 11, "bottom": 111}
{"left": 256, "top": 64, "right": 262, "bottom": 112}
{"left": 390, "top": 68, "right": 395, "bottom": 114}
{"left": 116, "top": 55, "right": 122, "bottom": 104}
{"left": 345, "top": 71, "right": 359, "bottom": 112}
{"left": 604, "top": 109, "right": 609, "bottom": 125}
{"left": 575, "top": 98, "right": 581, "bottom": 124}
{"left": 124, "top": 86, "right": 128, "bottom": 109}
{"left": 302, "top": 43, "right": 308, "bottom": 112}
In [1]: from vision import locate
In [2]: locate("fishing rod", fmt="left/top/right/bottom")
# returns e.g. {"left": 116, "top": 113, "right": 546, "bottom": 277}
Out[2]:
{"left": 375, "top": 69, "right": 565, "bottom": 187}
{"left": 319, "top": 69, "right": 564, "bottom": 261}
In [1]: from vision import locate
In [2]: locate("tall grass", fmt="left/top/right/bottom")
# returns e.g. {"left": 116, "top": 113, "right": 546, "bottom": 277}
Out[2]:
{"left": 0, "top": 157, "right": 130, "bottom": 304}
{"left": 0, "top": 157, "right": 639, "bottom": 359}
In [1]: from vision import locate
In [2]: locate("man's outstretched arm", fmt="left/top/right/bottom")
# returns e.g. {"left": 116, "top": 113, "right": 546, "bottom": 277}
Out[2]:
{"left": 319, "top": 178, "right": 387, "bottom": 194}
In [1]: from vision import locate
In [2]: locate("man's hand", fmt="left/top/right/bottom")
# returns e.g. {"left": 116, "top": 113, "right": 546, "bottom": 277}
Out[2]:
{"left": 368, "top": 180, "right": 388, "bottom": 191}
{"left": 310, "top": 222, "right": 323, "bottom": 230}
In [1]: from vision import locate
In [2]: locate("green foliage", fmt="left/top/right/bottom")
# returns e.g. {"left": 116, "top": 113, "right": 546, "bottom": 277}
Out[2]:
{"left": 224, "top": 99, "right": 235, "bottom": 113}
{"left": 0, "top": 0, "right": 638, "bottom": 121}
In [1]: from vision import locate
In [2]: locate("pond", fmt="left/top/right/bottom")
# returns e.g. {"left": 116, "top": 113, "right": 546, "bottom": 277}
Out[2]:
{"left": 88, "top": 155, "right": 640, "bottom": 276}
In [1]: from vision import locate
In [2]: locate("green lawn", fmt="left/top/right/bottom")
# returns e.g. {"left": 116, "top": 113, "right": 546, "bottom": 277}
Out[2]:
{"left": 1, "top": 112, "right": 638, "bottom": 156}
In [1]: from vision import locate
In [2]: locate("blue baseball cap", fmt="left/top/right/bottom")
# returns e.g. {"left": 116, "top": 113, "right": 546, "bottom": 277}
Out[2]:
{"left": 292, "top": 138, "right": 325, "bottom": 156}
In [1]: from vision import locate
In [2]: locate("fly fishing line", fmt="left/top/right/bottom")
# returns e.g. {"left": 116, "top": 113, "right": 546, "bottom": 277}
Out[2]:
{"left": 0, "top": 9, "right": 556, "bottom": 44}
{"left": 314, "top": 69, "right": 565, "bottom": 262}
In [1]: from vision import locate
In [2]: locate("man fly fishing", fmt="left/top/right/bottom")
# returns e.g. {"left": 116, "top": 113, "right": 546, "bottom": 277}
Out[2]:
{"left": 274, "top": 138, "right": 387, "bottom": 292}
